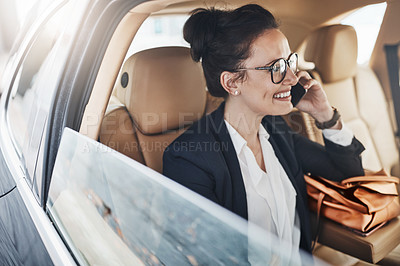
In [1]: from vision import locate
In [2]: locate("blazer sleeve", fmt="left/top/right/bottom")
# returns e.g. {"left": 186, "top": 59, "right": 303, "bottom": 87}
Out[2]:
{"left": 163, "top": 150, "right": 219, "bottom": 203}
{"left": 293, "top": 133, "right": 365, "bottom": 182}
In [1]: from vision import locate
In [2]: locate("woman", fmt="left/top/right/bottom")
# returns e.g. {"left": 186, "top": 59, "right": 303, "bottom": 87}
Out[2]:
{"left": 163, "top": 4, "right": 364, "bottom": 255}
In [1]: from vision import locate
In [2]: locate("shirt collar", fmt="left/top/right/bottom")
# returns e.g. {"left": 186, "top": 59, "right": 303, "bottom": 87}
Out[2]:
{"left": 224, "top": 120, "right": 270, "bottom": 155}
{"left": 224, "top": 120, "right": 247, "bottom": 156}
{"left": 258, "top": 123, "right": 270, "bottom": 140}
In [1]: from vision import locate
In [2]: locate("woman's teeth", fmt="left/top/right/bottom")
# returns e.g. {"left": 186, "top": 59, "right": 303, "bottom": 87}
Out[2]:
{"left": 273, "top": 91, "right": 291, "bottom": 99}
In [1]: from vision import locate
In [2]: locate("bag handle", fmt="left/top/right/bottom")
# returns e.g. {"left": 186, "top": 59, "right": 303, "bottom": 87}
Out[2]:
{"left": 305, "top": 175, "right": 368, "bottom": 213}
{"left": 311, "top": 192, "right": 325, "bottom": 251}
{"left": 342, "top": 175, "right": 399, "bottom": 185}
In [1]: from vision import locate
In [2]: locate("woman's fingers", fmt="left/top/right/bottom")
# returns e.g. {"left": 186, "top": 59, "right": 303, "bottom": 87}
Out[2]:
{"left": 296, "top": 70, "right": 312, "bottom": 80}
{"left": 296, "top": 71, "right": 319, "bottom": 90}
{"left": 294, "top": 70, "right": 332, "bottom": 116}
{"left": 302, "top": 79, "right": 317, "bottom": 90}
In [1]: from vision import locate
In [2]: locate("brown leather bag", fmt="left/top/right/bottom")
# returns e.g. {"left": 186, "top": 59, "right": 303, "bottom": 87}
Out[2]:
{"left": 305, "top": 169, "right": 400, "bottom": 234}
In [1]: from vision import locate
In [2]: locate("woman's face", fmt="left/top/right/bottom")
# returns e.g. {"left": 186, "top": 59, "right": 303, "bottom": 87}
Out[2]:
{"left": 236, "top": 29, "right": 298, "bottom": 116}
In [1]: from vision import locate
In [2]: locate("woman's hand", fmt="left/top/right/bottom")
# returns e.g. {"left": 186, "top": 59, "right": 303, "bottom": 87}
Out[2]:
{"left": 294, "top": 71, "right": 341, "bottom": 129}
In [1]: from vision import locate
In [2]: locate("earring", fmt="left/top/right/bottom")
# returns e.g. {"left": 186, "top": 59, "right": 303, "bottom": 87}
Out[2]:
{"left": 233, "top": 90, "right": 240, "bottom": 96}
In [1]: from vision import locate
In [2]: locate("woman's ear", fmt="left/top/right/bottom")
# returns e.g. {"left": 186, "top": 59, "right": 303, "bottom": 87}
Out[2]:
{"left": 220, "top": 71, "right": 240, "bottom": 96}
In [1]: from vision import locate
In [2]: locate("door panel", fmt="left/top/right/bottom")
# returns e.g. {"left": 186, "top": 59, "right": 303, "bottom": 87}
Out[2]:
{"left": 0, "top": 188, "right": 52, "bottom": 265}
{"left": 0, "top": 219, "right": 23, "bottom": 266}
{"left": 0, "top": 151, "right": 16, "bottom": 195}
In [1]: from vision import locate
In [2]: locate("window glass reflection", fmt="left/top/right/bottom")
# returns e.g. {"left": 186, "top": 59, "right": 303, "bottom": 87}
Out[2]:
{"left": 48, "top": 129, "right": 315, "bottom": 265}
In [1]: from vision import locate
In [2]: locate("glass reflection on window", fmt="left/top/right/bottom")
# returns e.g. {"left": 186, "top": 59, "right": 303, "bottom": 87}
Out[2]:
{"left": 48, "top": 129, "right": 315, "bottom": 265}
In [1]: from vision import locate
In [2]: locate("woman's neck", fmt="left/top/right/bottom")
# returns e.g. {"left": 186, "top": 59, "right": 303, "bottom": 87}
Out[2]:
{"left": 224, "top": 98, "right": 263, "bottom": 143}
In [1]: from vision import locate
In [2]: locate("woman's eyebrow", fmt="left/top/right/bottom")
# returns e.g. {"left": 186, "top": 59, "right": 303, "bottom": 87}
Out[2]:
{"left": 263, "top": 57, "right": 280, "bottom": 66}
{"left": 264, "top": 52, "right": 293, "bottom": 65}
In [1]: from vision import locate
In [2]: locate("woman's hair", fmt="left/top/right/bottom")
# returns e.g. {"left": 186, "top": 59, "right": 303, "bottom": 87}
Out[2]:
{"left": 183, "top": 4, "right": 279, "bottom": 98}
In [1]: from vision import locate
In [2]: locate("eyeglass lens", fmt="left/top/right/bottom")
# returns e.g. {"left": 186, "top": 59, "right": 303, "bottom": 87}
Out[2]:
{"left": 271, "top": 53, "right": 298, "bottom": 84}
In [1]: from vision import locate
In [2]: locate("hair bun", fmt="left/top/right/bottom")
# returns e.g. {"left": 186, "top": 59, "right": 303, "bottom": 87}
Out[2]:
{"left": 183, "top": 8, "right": 223, "bottom": 62}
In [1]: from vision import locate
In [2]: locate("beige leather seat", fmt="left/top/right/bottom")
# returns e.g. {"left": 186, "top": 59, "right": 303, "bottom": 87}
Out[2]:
{"left": 303, "top": 24, "right": 400, "bottom": 176}
{"left": 299, "top": 24, "right": 400, "bottom": 264}
{"left": 99, "top": 46, "right": 208, "bottom": 173}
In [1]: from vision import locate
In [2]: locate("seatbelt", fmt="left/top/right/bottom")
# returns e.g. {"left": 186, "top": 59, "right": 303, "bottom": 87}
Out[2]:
{"left": 384, "top": 43, "right": 400, "bottom": 140}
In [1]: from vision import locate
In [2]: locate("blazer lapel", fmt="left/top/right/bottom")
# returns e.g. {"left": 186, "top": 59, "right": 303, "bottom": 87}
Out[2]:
{"left": 263, "top": 116, "right": 313, "bottom": 250}
{"left": 209, "top": 103, "right": 248, "bottom": 219}
{"left": 262, "top": 116, "right": 299, "bottom": 191}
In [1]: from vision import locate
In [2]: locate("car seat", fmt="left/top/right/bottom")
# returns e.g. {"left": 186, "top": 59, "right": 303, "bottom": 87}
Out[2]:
{"left": 99, "top": 47, "right": 208, "bottom": 173}
{"left": 303, "top": 24, "right": 399, "bottom": 176}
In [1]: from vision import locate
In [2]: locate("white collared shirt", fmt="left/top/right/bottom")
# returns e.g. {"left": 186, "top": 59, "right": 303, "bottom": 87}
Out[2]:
{"left": 224, "top": 119, "right": 353, "bottom": 264}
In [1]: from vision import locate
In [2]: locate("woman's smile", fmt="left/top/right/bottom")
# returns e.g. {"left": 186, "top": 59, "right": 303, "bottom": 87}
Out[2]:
{"left": 273, "top": 90, "right": 291, "bottom": 100}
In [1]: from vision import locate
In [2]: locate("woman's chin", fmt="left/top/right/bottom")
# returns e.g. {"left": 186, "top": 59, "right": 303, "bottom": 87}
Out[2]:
{"left": 270, "top": 100, "right": 294, "bottom": 116}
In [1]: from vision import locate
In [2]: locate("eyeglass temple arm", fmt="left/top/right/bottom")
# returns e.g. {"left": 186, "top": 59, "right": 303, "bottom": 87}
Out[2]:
{"left": 236, "top": 66, "right": 273, "bottom": 71}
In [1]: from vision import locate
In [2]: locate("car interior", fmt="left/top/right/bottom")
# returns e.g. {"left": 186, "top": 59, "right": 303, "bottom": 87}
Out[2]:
{"left": 303, "top": 23, "right": 399, "bottom": 175}
{"left": 99, "top": 46, "right": 210, "bottom": 173}
{"left": 77, "top": 0, "right": 400, "bottom": 264}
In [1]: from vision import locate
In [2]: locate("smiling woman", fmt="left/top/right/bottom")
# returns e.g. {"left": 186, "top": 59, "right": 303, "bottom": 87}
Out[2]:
{"left": 0, "top": 0, "right": 399, "bottom": 265}
{"left": 162, "top": 4, "right": 365, "bottom": 262}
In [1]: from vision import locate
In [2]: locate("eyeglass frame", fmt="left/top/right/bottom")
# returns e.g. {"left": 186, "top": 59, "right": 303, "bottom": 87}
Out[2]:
{"left": 235, "top": 52, "right": 298, "bottom": 84}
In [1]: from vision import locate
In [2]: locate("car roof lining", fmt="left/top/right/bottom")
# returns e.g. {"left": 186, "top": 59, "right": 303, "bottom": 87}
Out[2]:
{"left": 153, "top": 0, "right": 384, "bottom": 22}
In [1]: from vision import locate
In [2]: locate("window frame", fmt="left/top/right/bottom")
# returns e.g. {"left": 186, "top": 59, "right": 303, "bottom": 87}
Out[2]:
{"left": 42, "top": 0, "right": 149, "bottom": 206}
{"left": 3, "top": 0, "right": 67, "bottom": 159}
{"left": 2, "top": 0, "right": 90, "bottom": 204}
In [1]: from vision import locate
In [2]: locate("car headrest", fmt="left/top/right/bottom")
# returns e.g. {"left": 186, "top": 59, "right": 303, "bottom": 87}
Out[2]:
{"left": 114, "top": 47, "right": 207, "bottom": 135}
{"left": 304, "top": 24, "right": 358, "bottom": 83}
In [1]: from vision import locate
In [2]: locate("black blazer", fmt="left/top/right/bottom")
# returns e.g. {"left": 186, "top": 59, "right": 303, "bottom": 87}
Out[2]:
{"left": 163, "top": 102, "right": 365, "bottom": 252}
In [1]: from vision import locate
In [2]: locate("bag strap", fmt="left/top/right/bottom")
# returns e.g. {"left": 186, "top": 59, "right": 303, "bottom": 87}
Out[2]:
{"left": 305, "top": 175, "right": 367, "bottom": 213}
{"left": 311, "top": 192, "right": 325, "bottom": 251}
{"left": 342, "top": 175, "right": 399, "bottom": 184}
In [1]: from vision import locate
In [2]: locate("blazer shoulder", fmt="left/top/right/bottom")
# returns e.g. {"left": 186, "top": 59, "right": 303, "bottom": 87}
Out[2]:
{"left": 164, "top": 115, "right": 219, "bottom": 155}
{"left": 173, "top": 115, "right": 215, "bottom": 140}
{"left": 262, "top": 115, "right": 294, "bottom": 135}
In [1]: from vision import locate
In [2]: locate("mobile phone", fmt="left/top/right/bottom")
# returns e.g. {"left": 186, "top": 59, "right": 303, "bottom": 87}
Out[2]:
{"left": 291, "top": 82, "right": 306, "bottom": 107}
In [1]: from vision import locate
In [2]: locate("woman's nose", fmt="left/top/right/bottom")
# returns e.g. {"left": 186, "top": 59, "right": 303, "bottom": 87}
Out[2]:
{"left": 283, "top": 67, "right": 298, "bottom": 86}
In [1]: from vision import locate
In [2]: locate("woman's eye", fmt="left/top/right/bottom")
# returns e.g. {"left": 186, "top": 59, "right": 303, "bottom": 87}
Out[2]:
{"left": 271, "top": 65, "right": 281, "bottom": 72}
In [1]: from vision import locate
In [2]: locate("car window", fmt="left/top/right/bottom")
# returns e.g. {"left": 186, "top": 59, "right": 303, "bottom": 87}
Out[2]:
{"left": 126, "top": 15, "right": 189, "bottom": 59}
{"left": 341, "top": 3, "right": 387, "bottom": 65}
{"left": 0, "top": 2, "right": 19, "bottom": 80}
{"left": 5, "top": 0, "right": 89, "bottom": 199}
{"left": 15, "top": 0, "right": 41, "bottom": 27}
{"left": 47, "top": 128, "right": 317, "bottom": 265}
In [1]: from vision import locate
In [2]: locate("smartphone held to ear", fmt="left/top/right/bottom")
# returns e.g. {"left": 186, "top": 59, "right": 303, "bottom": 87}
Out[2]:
{"left": 291, "top": 83, "right": 306, "bottom": 107}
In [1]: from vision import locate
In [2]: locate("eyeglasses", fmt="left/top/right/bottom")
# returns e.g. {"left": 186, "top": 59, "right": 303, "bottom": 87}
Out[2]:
{"left": 236, "top": 52, "right": 298, "bottom": 84}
